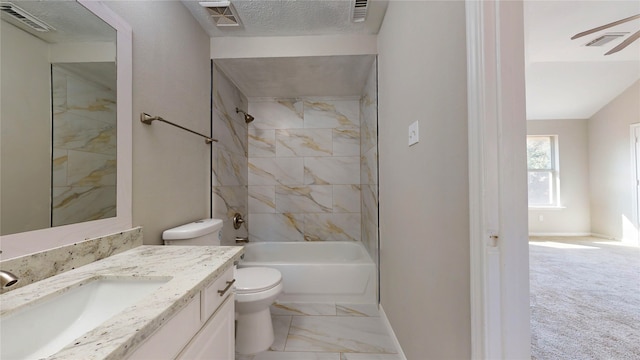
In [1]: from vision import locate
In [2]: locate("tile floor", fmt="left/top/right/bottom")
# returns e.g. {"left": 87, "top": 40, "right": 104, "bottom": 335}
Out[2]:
{"left": 236, "top": 302, "right": 402, "bottom": 360}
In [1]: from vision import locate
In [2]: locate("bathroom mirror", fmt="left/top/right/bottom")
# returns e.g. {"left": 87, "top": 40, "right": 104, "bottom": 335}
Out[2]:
{"left": 0, "top": 1, "right": 132, "bottom": 259}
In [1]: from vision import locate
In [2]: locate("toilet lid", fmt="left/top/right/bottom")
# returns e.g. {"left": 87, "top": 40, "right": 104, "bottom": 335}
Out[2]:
{"left": 235, "top": 267, "right": 282, "bottom": 294}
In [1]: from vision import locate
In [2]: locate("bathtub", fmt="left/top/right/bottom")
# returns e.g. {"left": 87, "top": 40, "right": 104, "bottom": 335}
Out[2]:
{"left": 238, "top": 241, "right": 376, "bottom": 304}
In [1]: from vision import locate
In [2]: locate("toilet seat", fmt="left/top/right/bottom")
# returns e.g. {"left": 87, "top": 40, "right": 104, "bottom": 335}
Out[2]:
{"left": 235, "top": 267, "right": 282, "bottom": 294}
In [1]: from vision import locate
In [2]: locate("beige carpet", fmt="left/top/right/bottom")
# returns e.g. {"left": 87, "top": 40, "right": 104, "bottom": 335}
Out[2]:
{"left": 530, "top": 237, "right": 640, "bottom": 359}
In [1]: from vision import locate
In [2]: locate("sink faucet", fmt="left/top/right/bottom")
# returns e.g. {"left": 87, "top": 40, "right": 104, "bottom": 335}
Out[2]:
{"left": 0, "top": 270, "right": 18, "bottom": 288}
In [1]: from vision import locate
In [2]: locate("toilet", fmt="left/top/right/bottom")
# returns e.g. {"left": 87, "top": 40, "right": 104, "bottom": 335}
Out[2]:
{"left": 162, "top": 219, "right": 283, "bottom": 355}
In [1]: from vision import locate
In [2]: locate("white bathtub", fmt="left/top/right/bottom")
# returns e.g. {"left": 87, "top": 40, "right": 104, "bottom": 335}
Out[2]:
{"left": 238, "top": 241, "right": 376, "bottom": 304}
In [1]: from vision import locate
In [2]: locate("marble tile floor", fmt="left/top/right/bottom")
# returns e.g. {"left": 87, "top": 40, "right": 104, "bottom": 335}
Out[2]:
{"left": 236, "top": 302, "right": 402, "bottom": 360}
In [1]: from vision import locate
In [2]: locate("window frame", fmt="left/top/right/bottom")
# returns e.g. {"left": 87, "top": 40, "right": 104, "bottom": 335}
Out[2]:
{"left": 527, "top": 135, "right": 560, "bottom": 208}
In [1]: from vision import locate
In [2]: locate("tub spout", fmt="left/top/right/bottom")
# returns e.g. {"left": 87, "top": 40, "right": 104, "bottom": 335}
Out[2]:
{"left": 235, "top": 236, "right": 249, "bottom": 244}
{"left": 0, "top": 270, "right": 19, "bottom": 288}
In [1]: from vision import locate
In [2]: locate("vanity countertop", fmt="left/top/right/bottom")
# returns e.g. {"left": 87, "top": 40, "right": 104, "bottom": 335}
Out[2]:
{"left": 0, "top": 245, "right": 244, "bottom": 360}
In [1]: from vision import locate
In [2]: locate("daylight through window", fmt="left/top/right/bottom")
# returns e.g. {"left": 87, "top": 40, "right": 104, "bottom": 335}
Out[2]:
{"left": 527, "top": 135, "right": 559, "bottom": 207}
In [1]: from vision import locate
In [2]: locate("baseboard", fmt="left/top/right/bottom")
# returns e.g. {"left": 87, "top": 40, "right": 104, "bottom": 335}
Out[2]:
{"left": 529, "top": 232, "right": 640, "bottom": 246}
{"left": 528, "top": 232, "right": 592, "bottom": 237}
{"left": 591, "top": 232, "right": 640, "bottom": 245}
{"left": 379, "top": 304, "right": 408, "bottom": 360}
{"left": 589, "top": 232, "right": 618, "bottom": 240}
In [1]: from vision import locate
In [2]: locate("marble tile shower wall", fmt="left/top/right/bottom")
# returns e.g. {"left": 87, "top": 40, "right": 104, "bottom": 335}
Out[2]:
{"left": 360, "top": 59, "right": 379, "bottom": 262}
{"left": 212, "top": 66, "right": 249, "bottom": 245}
{"left": 247, "top": 99, "right": 362, "bottom": 242}
{"left": 51, "top": 66, "right": 117, "bottom": 227}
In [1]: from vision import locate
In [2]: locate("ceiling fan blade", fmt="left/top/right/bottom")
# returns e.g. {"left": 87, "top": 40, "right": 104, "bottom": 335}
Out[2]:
{"left": 605, "top": 29, "right": 640, "bottom": 55}
{"left": 571, "top": 14, "right": 640, "bottom": 40}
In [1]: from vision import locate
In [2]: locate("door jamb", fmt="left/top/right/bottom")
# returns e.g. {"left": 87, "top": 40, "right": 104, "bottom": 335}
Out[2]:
{"left": 630, "top": 123, "right": 640, "bottom": 245}
{"left": 466, "top": 1, "right": 531, "bottom": 358}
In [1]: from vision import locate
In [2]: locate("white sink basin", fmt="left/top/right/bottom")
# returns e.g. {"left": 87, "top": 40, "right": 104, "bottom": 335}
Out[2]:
{"left": 0, "top": 277, "right": 169, "bottom": 360}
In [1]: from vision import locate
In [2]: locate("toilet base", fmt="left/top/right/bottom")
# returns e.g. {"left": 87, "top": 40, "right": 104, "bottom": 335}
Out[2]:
{"left": 235, "top": 308, "right": 274, "bottom": 354}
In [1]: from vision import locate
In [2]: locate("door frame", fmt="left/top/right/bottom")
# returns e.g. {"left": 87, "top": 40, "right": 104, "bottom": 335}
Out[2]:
{"left": 631, "top": 123, "right": 640, "bottom": 245}
{"left": 466, "top": 1, "right": 531, "bottom": 358}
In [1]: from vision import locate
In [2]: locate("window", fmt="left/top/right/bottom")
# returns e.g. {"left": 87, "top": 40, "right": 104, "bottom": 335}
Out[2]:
{"left": 527, "top": 135, "right": 559, "bottom": 207}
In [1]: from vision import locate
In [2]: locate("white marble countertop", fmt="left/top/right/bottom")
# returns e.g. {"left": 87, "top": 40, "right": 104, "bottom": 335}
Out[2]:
{"left": 0, "top": 245, "right": 244, "bottom": 360}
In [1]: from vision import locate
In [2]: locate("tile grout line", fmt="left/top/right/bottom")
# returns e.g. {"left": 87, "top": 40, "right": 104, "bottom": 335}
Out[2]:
{"left": 266, "top": 303, "right": 396, "bottom": 358}
{"left": 282, "top": 313, "right": 294, "bottom": 352}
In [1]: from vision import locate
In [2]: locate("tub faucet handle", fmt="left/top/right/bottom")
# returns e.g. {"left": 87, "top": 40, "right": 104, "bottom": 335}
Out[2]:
{"left": 233, "top": 213, "right": 245, "bottom": 229}
{"left": 235, "top": 236, "right": 249, "bottom": 244}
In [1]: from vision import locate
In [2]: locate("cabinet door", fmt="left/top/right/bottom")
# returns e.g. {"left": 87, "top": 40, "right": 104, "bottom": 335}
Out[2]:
{"left": 177, "top": 294, "right": 234, "bottom": 360}
{"left": 127, "top": 296, "right": 201, "bottom": 359}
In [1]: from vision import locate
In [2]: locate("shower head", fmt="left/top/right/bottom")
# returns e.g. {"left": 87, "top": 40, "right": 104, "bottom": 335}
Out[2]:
{"left": 236, "top": 108, "right": 254, "bottom": 124}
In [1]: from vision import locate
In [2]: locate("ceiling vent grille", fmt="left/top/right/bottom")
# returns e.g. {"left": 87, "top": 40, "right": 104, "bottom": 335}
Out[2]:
{"left": 199, "top": 1, "right": 240, "bottom": 27}
{"left": 0, "top": 2, "right": 54, "bottom": 32}
{"left": 585, "top": 32, "right": 628, "bottom": 47}
{"left": 352, "top": 0, "right": 369, "bottom": 23}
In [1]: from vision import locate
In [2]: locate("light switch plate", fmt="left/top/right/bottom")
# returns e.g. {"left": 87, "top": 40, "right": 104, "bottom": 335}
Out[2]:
{"left": 408, "top": 120, "right": 419, "bottom": 146}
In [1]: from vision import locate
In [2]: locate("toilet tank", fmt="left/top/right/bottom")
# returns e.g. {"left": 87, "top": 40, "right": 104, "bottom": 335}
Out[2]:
{"left": 162, "top": 219, "right": 223, "bottom": 246}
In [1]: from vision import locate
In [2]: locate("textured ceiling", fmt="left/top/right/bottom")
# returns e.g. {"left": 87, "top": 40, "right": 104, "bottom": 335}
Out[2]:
{"left": 8, "top": 0, "right": 636, "bottom": 119}
{"left": 215, "top": 55, "right": 376, "bottom": 98}
{"left": 182, "top": 0, "right": 388, "bottom": 37}
{"left": 525, "top": 0, "right": 640, "bottom": 120}
{"left": 55, "top": 62, "right": 117, "bottom": 90}
{"left": 188, "top": 1, "right": 385, "bottom": 98}
{"left": 200, "top": 1, "right": 639, "bottom": 117}
{"left": 0, "top": 1, "right": 115, "bottom": 43}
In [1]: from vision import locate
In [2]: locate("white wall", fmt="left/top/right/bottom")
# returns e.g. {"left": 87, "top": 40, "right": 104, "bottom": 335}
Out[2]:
{"left": 0, "top": 21, "right": 52, "bottom": 235}
{"left": 210, "top": 35, "right": 377, "bottom": 59}
{"left": 528, "top": 119, "right": 591, "bottom": 235}
{"left": 377, "top": 2, "right": 470, "bottom": 359}
{"left": 589, "top": 80, "right": 640, "bottom": 242}
{"left": 49, "top": 42, "right": 115, "bottom": 63}
{"left": 105, "top": 1, "right": 212, "bottom": 244}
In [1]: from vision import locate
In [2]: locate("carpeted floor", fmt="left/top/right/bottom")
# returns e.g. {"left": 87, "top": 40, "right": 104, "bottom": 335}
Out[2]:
{"left": 530, "top": 237, "right": 640, "bottom": 360}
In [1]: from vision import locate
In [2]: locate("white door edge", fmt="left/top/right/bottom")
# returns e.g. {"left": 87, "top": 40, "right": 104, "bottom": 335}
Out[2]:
{"left": 466, "top": 1, "right": 531, "bottom": 358}
{"left": 630, "top": 123, "right": 640, "bottom": 245}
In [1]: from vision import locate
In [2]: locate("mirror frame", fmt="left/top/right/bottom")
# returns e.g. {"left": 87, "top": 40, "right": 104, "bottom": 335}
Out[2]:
{"left": 0, "top": 1, "right": 132, "bottom": 260}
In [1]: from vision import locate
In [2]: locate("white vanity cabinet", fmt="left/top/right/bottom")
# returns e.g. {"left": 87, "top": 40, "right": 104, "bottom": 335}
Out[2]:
{"left": 127, "top": 266, "right": 235, "bottom": 360}
{"left": 177, "top": 295, "right": 234, "bottom": 359}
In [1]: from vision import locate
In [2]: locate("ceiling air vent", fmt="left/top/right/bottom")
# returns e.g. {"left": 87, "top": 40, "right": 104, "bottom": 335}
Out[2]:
{"left": 199, "top": 1, "right": 240, "bottom": 27}
{"left": 585, "top": 32, "right": 628, "bottom": 47}
{"left": 0, "top": 2, "right": 54, "bottom": 32}
{"left": 351, "top": 0, "right": 369, "bottom": 23}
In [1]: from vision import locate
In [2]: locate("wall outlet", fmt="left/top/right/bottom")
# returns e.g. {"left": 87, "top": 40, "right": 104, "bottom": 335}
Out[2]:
{"left": 408, "top": 120, "right": 419, "bottom": 146}
{"left": 538, "top": 215, "right": 544, "bottom": 222}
